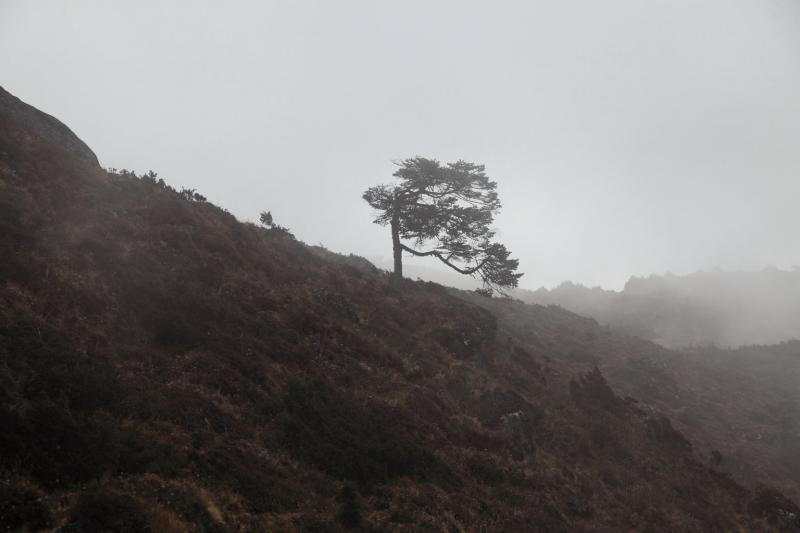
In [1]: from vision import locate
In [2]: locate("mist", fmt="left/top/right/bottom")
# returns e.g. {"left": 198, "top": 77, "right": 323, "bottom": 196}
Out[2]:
{"left": 519, "top": 267, "right": 800, "bottom": 348}
{"left": 2, "top": 0, "right": 800, "bottom": 289}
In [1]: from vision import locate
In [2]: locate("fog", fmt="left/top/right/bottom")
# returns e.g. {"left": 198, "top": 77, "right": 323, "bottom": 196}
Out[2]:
{"left": 2, "top": 0, "right": 800, "bottom": 289}
{"left": 519, "top": 267, "right": 800, "bottom": 348}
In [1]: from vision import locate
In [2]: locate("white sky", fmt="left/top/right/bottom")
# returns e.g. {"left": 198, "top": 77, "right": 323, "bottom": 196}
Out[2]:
{"left": 2, "top": 0, "right": 799, "bottom": 289}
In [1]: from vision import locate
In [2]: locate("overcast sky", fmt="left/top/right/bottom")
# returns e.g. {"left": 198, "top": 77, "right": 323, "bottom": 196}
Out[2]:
{"left": 2, "top": 1, "right": 799, "bottom": 289}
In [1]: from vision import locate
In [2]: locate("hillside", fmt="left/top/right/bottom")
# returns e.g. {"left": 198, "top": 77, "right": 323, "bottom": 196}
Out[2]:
{"left": 1, "top": 85, "right": 798, "bottom": 531}
{"left": 604, "top": 340, "right": 800, "bottom": 503}
{"left": 518, "top": 269, "right": 800, "bottom": 348}
{"left": 483, "top": 292, "right": 800, "bottom": 501}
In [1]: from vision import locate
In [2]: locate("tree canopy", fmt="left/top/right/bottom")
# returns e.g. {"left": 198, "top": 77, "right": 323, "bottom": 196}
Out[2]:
{"left": 363, "top": 157, "right": 522, "bottom": 293}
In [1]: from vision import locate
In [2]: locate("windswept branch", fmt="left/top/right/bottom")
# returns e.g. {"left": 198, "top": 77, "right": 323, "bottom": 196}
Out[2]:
{"left": 399, "top": 243, "right": 489, "bottom": 275}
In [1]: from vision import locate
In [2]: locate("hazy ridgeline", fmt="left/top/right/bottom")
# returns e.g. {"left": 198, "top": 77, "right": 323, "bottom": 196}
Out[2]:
{"left": 517, "top": 268, "right": 800, "bottom": 348}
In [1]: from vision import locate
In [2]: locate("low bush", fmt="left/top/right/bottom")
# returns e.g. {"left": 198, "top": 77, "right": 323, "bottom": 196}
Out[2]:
{"left": 644, "top": 416, "right": 692, "bottom": 451}
{"left": 0, "top": 315, "right": 181, "bottom": 486}
{"left": 337, "top": 485, "right": 363, "bottom": 529}
{"left": 570, "top": 367, "right": 625, "bottom": 415}
{"left": 61, "top": 488, "right": 151, "bottom": 533}
{"left": 0, "top": 484, "right": 52, "bottom": 531}
{"left": 281, "top": 381, "right": 437, "bottom": 486}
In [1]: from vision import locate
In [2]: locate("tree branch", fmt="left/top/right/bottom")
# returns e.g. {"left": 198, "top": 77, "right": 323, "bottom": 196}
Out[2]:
{"left": 399, "top": 243, "right": 488, "bottom": 275}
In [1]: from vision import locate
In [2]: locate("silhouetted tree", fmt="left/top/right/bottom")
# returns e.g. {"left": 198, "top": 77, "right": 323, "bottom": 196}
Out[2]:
{"left": 179, "top": 187, "right": 207, "bottom": 202}
{"left": 363, "top": 157, "right": 522, "bottom": 292}
{"left": 259, "top": 210, "right": 295, "bottom": 239}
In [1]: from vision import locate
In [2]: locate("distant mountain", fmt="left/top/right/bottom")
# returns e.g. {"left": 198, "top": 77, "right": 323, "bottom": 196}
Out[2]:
{"left": 517, "top": 269, "right": 800, "bottom": 348}
{"left": 2, "top": 86, "right": 799, "bottom": 531}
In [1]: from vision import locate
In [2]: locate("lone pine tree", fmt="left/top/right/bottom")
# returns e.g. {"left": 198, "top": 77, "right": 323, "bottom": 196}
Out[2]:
{"left": 363, "top": 157, "right": 522, "bottom": 293}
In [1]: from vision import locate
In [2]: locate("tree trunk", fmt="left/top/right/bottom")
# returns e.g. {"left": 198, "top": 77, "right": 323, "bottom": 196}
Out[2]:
{"left": 391, "top": 214, "right": 402, "bottom": 279}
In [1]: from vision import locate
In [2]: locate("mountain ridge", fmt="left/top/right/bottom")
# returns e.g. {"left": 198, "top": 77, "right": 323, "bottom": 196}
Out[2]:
{"left": 1, "top": 86, "right": 797, "bottom": 531}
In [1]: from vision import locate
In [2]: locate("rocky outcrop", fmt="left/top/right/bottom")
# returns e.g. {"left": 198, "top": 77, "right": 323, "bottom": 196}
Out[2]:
{"left": 0, "top": 86, "right": 99, "bottom": 167}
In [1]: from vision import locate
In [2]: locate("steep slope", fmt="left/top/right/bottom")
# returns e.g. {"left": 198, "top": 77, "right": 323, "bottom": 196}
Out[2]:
{"left": 518, "top": 270, "right": 800, "bottom": 348}
{"left": 661, "top": 342, "right": 800, "bottom": 500}
{"left": 608, "top": 340, "right": 800, "bottom": 503}
{"left": 477, "top": 294, "right": 800, "bottom": 497}
{"left": 0, "top": 86, "right": 795, "bottom": 531}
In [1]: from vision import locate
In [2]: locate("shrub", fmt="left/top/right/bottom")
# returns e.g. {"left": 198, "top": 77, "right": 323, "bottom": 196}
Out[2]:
{"left": 179, "top": 187, "right": 207, "bottom": 202}
{"left": 337, "top": 485, "right": 363, "bottom": 529}
{"left": 644, "top": 416, "right": 692, "bottom": 451}
{"left": 259, "top": 210, "right": 295, "bottom": 239}
{"left": 0, "top": 484, "right": 52, "bottom": 531}
{"left": 61, "top": 488, "right": 151, "bottom": 533}
{"left": 281, "top": 381, "right": 437, "bottom": 486}
{"left": 748, "top": 488, "right": 800, "bottom": 528}
{"left": 0, "top": 316, "right": 181, "bottom": 485}
{"left": 200, "top": 444, "right": 301, "bottom": 513}
{"left": 570, "top": 367, "right": 625, "bottom": 415}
